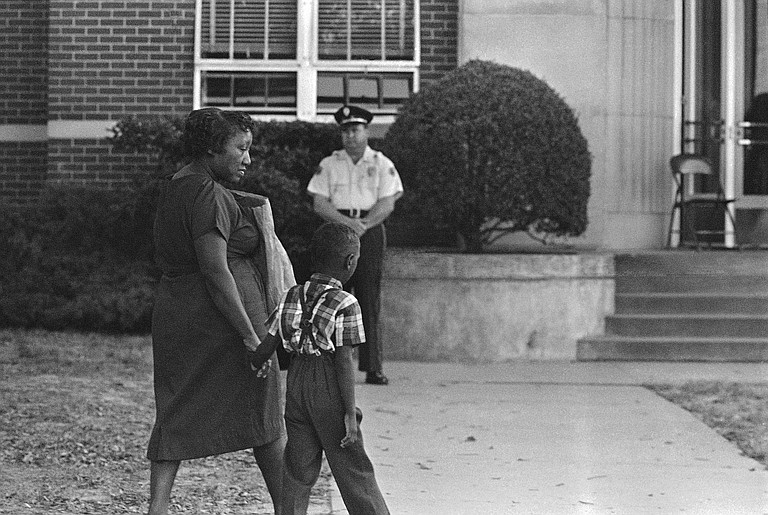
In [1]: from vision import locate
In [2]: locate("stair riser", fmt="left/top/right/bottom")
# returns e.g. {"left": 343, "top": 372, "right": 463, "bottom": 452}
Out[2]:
{"left": 578, "top": 339, "right": 768, "bottom": 362}
{"left": 617, "top": 275, "right": 768, "bottom": 294}
{"left": 616, "top": 252, "right": 768, "bottom": 276}
{"left": 606, "top": 317, "right": 768, "bottom": 338}
{"left": 616, "top": 296, "right": 768, "bottom": 315}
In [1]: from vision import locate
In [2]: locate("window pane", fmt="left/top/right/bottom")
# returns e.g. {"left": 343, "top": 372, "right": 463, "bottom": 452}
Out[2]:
{"left": 201, "top": 0, "right": 231, "bottom": 58}
{"left": 268, "top": 0, "right": 298, "bottom": 59}
{"left": 382, "top": 76, "right": 411, "bottom": 105}
{"left": 202, "top": 0, "right": 297, "bottom": 59}
{"left": 267, "top": 74, "right": 297, "bottom": 107}
{"left": 348, "top": 77, "right": 379, "bottom": 109}
{"left": 203, "top": 75, "right": 232, "bottom": 106}
{"left": 203, "top": 72, "right": 296, "bottom": 112}
{"left": 317, "top": 2, "right": 348, "bottom": 59}
{"left": 234, "top": 76, "right": 265, "bottom": 106}
{"left": 317, "top": 72, "right": 413, "bottom": 112}
{"left": 317, "top": 74, "right": 345, "bottom": 110}
{"left": 350, "top": 0, "right": 382, "bottom": 59}
{"left": 233, "top": 0, "right": 266, "bottom": 58}
{"left": 383, "top": 0, "right": 414, "bottom": 60}
{"left": 318, "top": 0, "right": 415, "bottom": 61}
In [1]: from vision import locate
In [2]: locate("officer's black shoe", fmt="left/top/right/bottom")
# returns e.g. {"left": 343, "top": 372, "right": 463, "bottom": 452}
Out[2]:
{"left": 365, "top": 371, "right": 389, "bottom": 385}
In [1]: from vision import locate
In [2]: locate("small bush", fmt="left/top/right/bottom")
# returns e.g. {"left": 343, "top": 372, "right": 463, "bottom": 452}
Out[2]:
{"left": 383, "top": 59, "right": 592, "bottom": 252}
{"left": 0, "top": 182, "right": 160, "bottom": 334}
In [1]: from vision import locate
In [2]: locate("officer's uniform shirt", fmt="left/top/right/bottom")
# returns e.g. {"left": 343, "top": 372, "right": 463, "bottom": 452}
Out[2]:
{"left": 308, "top": 146, "right": 403, "bottom": 210}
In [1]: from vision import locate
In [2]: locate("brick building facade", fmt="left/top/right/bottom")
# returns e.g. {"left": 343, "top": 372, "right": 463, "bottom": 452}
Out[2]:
{"left": 0, "top": 0, "right": 458, "bottom": 204}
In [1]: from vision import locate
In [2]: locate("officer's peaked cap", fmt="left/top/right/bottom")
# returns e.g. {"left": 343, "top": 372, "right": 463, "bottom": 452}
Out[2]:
{"left": 334, "top": 105, "right": 373, "bottom": 126}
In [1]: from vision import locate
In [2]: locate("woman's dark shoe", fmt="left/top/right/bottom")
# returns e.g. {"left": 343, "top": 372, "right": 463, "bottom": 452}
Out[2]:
{"left": 365, "top": 371, "right": 389, "bottom": 385}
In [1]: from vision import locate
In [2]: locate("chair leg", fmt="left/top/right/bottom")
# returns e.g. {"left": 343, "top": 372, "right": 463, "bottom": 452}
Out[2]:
{"left": 667, "top": 187, "right": 683, "bottom": 248}
{"left": 725, "top": 204, "right": 739, "bottom": 248}
{"left": 666, "top": 205, "right": 676, "bottom": 248}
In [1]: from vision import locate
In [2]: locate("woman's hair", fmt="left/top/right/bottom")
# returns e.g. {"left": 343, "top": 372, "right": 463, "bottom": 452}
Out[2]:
{"left": 310, "top": 222, "right": 359, "bottom": 270}
{"left": 182, "top": 108, "right": 254, "bottom": 159}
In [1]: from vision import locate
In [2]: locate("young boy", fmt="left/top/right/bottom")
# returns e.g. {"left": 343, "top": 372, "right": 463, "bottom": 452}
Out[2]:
{"left": 248, "top": 222, "right": 390, "bottom": 515}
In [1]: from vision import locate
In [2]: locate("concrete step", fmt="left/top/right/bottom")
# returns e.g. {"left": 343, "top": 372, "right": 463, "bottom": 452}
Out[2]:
{"left": 581, "top": 251, "right": 768, "bottom": 362}
{"left": 616, "top": 274, "right": 768, "bottom": 294}
{"left": 605, "top": 314, "right": 768, "bottom": 338}
{"left": 615, "top": 250, "right": 768, "bottom": 276}
{"left": 577, "top": 335, "right": 768, "bottom": 362}
{"left": 616, "top": 293, "right": 768, "bottom": 315}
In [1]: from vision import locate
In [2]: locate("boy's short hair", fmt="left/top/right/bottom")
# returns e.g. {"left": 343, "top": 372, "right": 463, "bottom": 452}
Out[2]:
{"left": 311, "top": 222, "right": 359, "bottom": 270}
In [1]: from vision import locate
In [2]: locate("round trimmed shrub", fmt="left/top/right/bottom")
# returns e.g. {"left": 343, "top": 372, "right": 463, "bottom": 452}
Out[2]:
{"left": 383, "top": 59, "right": 592, "bottom": 252}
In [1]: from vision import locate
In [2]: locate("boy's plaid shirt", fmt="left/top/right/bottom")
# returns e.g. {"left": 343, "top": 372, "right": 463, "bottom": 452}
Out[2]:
{"left": 265, "top": 273, "right": 366, "bottom": 355}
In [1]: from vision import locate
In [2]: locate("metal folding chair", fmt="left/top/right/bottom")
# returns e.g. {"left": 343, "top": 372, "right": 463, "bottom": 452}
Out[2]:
{"left": 666, "top": 153, "right": 738, "bottom": 248}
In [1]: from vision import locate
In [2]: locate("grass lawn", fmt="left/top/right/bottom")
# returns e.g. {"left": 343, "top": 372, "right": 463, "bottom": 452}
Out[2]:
{"left": 0, "top": 329, "right": 331, "bottom": 515}
{"left": 647, "top": 382, "right": 768, "bottom": 468}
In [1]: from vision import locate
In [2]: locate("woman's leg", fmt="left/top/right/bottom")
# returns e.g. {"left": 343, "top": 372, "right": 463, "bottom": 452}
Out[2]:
{"left": 253, "top": 435, "right": 287, "bottom": 514}
{"left": 148, "top": 460, "right": 180, "bottom": 515}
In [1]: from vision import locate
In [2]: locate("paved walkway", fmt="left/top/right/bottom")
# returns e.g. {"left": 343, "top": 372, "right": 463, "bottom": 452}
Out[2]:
{"left": 310, "top": 361, "right": 768, "bottom": 514}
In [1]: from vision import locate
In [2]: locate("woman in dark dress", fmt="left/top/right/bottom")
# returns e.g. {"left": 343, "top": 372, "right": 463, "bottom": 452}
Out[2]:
{"left": 147, "top": 108, "right": 291, "bottom": 514}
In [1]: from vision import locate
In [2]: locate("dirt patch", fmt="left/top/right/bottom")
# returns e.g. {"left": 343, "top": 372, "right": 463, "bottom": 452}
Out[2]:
{"left": 648, "top": 381, "right": 768, "bottom": 468}
{"left": 0, "top": 329, "right": 332, "bottom": 514}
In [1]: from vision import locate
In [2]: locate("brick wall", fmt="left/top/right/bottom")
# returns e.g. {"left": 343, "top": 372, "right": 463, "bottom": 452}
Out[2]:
{"left": 0, "top": 1, "right": 49, "bottom": 124}
{"left": 47, "top": 138, "right": 156, "bottom": 186}
{"left": 48, "top": 0, "right": 195, "bottom": 121}
{"left": 419, "top": 0, "right": 459, "bottom": 86}
{"left": 43, "top": 1, "right": 196, "bottom": 191}
{"left": 0, "top": 0, "right": 49, "bottom": 202}
{"left": 0, "top": 142, "right": 48, "bottom": 205}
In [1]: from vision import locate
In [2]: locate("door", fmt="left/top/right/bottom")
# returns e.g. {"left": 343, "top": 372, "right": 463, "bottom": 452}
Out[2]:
{"left": 677, "top": 0, "right": 768, "bottom": 247}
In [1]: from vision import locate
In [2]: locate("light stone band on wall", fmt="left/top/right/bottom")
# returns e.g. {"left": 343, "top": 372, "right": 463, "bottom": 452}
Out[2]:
{"left": 47, "top": 121, "right": 117, "bottom": 139}
{"left": 0, "top": 121, "right": 118, "bottom": 142}
{"left": 0, "top": 125, "right": 48, "bottom": 142}
{"left": 1, "top": 119, "right": 389, "bottom": 141}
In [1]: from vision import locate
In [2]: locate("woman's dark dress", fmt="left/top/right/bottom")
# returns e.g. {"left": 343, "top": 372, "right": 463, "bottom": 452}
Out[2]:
{"left": 147, "top": 162, "right": 284, "bottom": 461}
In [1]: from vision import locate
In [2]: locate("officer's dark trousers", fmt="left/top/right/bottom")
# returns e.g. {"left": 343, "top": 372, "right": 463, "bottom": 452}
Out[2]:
{"left": 344, "top": 224, "right": 385, "bottom": 373}
{"left": 281, "top": 353, "right": 389, "bottom": 515}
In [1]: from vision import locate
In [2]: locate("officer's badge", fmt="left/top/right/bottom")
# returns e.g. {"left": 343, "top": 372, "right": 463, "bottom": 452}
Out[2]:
{"left": 343, "top": 107, "right": 350, "bottom": 117}
{"left": 367, "top": 166, "right": 376, "bottom": 177}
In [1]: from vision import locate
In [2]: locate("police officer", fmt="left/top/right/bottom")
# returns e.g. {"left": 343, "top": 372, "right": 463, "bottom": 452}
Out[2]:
{"left": 307, "top": 105, "right": 403, "bottom": 385}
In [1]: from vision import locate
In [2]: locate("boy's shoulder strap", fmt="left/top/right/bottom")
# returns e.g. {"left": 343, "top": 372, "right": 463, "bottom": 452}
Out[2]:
{"left": 298, "top": 285, "right": 341, "bottom": 348}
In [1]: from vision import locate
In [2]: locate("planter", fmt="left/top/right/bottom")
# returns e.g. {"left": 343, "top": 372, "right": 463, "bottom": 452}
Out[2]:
{"left": 381, "top": 248, "right": 614, "bottom": 362}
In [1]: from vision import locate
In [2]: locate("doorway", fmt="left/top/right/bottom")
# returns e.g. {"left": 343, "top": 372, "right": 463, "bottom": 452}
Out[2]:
{"left": 677, "top": 0, "right": 768, "bottom": 247}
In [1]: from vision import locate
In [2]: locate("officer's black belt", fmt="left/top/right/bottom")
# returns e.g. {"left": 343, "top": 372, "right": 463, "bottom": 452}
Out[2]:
{"left": 338, "top": 209, "right": 369, "bottom": 218}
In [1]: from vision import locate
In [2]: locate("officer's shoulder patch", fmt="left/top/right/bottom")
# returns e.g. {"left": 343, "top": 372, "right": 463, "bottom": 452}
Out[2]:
{"left": 389, "top": 166, "right": 396, "bottom": 176}
{"left": 314, "top": 166, "right": 323, "bottom": 176}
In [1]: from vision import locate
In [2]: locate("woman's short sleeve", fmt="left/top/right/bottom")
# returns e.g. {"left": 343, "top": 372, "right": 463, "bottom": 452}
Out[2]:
{"left": 189, "top": 180, "right": 238, "bottom": 242}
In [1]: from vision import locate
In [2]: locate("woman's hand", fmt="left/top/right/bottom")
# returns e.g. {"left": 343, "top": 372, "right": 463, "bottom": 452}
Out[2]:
{"left": 243, "top": 332, "right": 261, "bottom": 352}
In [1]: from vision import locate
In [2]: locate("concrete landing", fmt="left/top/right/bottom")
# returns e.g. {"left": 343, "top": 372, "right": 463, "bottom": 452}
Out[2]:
{"left": 314, "top": 361, "right": 768, "bottom": 514}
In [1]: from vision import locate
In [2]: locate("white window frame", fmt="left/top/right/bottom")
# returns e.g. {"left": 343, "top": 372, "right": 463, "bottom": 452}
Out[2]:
{"left": 193, "top": 0, "right": 421, "bottom": 123}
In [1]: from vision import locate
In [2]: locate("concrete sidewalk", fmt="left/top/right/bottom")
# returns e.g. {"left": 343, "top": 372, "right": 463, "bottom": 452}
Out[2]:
{"left": 313, "top": 361, "right": 768, "bottom": 514}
